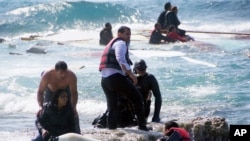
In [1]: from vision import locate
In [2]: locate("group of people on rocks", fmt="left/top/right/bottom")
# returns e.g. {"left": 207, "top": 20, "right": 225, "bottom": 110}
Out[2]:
{"left": 32, "top": 2, "right": 192, "bottom": 141}
{"left": 32, "top": 25, "right": 191, "bottom": 141}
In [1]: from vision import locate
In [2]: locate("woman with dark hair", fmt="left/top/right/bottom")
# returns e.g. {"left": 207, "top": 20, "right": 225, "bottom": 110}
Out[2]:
{"left": 32, "top": 89, "right": 77, "bottom": 141}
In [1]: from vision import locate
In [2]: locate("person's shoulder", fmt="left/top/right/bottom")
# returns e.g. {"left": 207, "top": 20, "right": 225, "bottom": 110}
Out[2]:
{"left": 41, "top": 69, "right": 54, "bottom": 79}
{"left": 67, "top": 70, "right": 77, "bottom": 78}
{"left": 113, "top": 39, "right": 126, "bottom": 47}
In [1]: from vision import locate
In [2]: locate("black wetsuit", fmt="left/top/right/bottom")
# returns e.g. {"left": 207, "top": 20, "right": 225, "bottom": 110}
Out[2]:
{"left": 99, "top": 28, "right": 113, "bottom": 45}
{"left": 43, "top": 87, "right": 81, "bottom": 134}
{"left": 149, "top": 30, "right": 170, "bottom": 44}
{"left": 136, "top": 73, "right": 162, "bottom": 122}
{"left": 34, "top": 102, "right": 76, "bottom": 141}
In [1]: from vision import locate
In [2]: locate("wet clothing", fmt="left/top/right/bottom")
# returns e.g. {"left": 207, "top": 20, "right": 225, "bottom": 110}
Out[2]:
{"left": 136, "top": 73, "right": 162, "bottom": 122}
{"left": 167, "top": 31, "right": 187, "bottom": 42}
{"left": 157, "top": 127, "right": 191, "bottom": 141}
{"left": 149, "top": 29, "right": 170, "bottom": 44}
{"left": 165, "top": 11, "right": 180, "bottom": 29}
{"left": 99, "top": 28, "right": 113, "bottom": 45}
{"left": 99, "top": 38, "right": 147, "bottom": 129}
{"left": 165, "top": 11, "right": 186, "bottom": 36}
{"left": 35, "top": 102, "right": 76, "bottom": 141}
{"left": 157, "top": 11, "right": 167, "bottom": 28}
{"left": 43, "top": 87, "right": 81, "bottom": 134}
{"left": 101, "top": 73, "right": 146, "bottom": 129}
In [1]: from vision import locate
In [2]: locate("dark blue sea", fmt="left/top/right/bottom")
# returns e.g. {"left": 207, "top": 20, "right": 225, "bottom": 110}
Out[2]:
{"left": 0, "top": 0, "right": 250, "bottom": 140}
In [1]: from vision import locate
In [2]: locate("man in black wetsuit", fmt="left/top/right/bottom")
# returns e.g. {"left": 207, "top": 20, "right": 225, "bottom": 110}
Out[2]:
{"left": 157, "top": 2, "right": 171, "bottom": 29}
{"left": 99, "top": 22, "right": 113, "bottom": 45}
{"left": 134, "top": 59, "right": 162, "bottom": 122}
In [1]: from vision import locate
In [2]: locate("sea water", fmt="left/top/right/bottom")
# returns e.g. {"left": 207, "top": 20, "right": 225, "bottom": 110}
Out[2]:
{"left": 0, "top": 0, "right": 250, "bottom": 140}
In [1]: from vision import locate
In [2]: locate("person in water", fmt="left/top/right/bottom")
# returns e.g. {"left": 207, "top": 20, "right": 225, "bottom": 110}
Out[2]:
{"left": 37, "top": 61, "right": 80, "bottom": 133}
{"left": 157, "top": 2, "right": 172, "bottom": 29}
{"left": 165, "top": 5, "right": 186, "bottom": 36}
{"left": 99, "top": 26, "right": 151, "bottom": 131}
{"left": 149, "top": 23, "right": 170, "bottom": 44}
{"left": 157, "top": 120, "right": 191, "bottom": 141}
{"left": 99, "top": 22, "right": 114, "bottom": 45}
{"left": 167, "top": 25, "right": 189, "bottom": 42}
{"left": 33, "top": 89, "right": 77, "bottom": 141}
{"left": 133, "top": 59, "right": 162, "bottom": 122}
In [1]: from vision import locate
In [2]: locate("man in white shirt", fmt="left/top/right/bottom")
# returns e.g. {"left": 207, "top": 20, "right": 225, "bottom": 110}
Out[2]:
{"left": 99, "top": 26, "right": 151, "bottom": 131}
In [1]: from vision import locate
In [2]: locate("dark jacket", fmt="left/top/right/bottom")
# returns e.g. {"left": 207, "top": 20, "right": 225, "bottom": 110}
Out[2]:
{"left": 149, "top": 30, "right": 169, "bottom": 44}
{"left": 36, "top": 102, "right": 76, "bottom": 138}
{"left": 165, "top": 11, "right": 180, "bottom": 29}
{"left": 136, "top": 73, "right": 162, "bottom": 121}
{"left": 157, "top": 11, "right": 166, "bottom": 28}
{"left": 99, "top": 28, "right": 113, "bottom": 45}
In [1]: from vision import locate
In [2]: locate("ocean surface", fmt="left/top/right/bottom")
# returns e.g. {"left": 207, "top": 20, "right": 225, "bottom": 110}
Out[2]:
{"left": 0, "top": 0, "right": 250, "bottom": 140}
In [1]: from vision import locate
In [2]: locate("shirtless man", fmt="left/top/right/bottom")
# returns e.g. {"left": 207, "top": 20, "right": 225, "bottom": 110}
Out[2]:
{"left": 37, "top": 61, "right": 80, "bottom": 133}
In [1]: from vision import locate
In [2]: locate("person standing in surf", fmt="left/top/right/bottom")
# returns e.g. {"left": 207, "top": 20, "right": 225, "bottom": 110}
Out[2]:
{"left": 165, "top": 6, "right": 186, "bottom": 36}
{"left": 99, "top": 22, "right": 114, "bottom": 45}
{"left": 157, "top": 2, "right": 172, "bottom": 29}
{"left": 36, "top": 61, "right": 81, "bottom": 133}
{"left": 99, "top": 26, "right": 151, "bottom": 131}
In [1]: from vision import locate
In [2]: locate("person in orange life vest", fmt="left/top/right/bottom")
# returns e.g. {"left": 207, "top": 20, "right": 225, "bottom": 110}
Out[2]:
{"left": 167, "top": 25, "right": 188, "bottom": 42}
{"left": 149, "top": 23, "right": 171, "bottom": 44}
{"left": 157, "top": 120, "right": 191, "bottom": 141}
{"left": 99, "top": 26, "right": 151, "bottom": 131}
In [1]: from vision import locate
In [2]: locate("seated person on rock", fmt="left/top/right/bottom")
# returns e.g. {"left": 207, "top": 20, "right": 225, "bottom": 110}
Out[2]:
{"left": 32, "top": 89, "right": 78, "bottom": 141}
{"left": 157, "top": 120, "right": 191, "bottom": 141}
{"left": 149, "top": 23, "right": 171, "bottom": 44}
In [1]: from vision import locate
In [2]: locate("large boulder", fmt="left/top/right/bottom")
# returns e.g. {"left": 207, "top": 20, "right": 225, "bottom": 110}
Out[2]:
{"left": 81, "top": 117, "right": 229, "bottom": 141}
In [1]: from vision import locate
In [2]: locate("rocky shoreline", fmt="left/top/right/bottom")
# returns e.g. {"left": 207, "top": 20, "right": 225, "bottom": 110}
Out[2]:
{"left": 81, "top": 117, "right": 230, "bottom": 141}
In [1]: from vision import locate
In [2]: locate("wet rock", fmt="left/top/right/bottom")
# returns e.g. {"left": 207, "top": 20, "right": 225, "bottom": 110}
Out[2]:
{"left": 81, "top": 117, "right": 229, "bottom": 141}
{"left": 26, "top": 47, "right": 46, "bottom": 54}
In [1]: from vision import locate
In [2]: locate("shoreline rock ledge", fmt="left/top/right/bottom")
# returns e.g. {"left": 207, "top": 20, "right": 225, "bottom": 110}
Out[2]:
{"left": 82, "top": 117, "right": 230, "bottom": 141}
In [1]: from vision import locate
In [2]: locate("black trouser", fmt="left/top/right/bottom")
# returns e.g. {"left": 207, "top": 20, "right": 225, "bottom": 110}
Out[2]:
{"left": 101, "top": 73, "right": 146, "bottom": 129}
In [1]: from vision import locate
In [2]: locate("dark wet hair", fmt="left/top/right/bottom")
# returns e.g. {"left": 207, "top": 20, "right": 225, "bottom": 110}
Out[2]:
{"left": 55, "top": 61, "right": 67, "bottom": 71}
{"left": 51, "top": 89, "right": 69, "bottom": 106}
{"left": 133, "top": 59, "right": 147, "bottom": 73}
{"left": 118, "top": 26, "right": 131, "bottom": 33}
{"left": 164, "top": 2, "right": 171, "bottom": 10}
{"left": 164, "top": 120, "right": 179, "bottom": 130}
{"left": 105, "top": 22, "right": 111, "bottom": 28}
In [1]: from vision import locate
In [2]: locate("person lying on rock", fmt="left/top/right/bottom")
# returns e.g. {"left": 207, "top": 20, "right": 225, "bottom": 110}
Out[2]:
{"left": 157, "top": 120, "right": 191, "bottom": 141}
